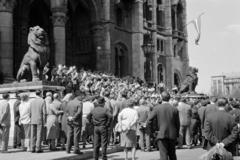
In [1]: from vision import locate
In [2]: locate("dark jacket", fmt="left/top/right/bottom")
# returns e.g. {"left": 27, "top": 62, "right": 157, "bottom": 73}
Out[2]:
{"left": 13, "top": 100, "right": 21, "bottom": 124}
{"left": 204, "top": 110, "right": 238, "bottom": 153}
{"left": 229, "top": 109, "right": 240, "bottom": 123}
{"left": 205, "top": 104, "right": 218, "bottom": 118}
{"left": 148, "top": 102, "right": 180, "bottom": 140}
{"left": 87, "top": 104, "right": 112, "bottom": 127}
{"left": 66, "top": 97, "right": 83, "bottom": 126}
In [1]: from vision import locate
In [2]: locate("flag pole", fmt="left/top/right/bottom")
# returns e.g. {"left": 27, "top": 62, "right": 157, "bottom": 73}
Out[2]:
{"left": 180, "top": 13, "right": 204, "bottom": 30}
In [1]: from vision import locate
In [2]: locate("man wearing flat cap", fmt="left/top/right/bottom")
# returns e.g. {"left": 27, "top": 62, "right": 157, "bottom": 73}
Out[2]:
{"left": 87, "top": 97, "right": 112, "bottom": 160}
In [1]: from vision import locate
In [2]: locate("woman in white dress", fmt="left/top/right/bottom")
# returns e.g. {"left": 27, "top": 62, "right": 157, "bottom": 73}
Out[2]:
{"left": 19, "top": 93, "right": 31, "bottom": 151}
{"left": 118, "top": 98, "right": 139, "bottom": 160}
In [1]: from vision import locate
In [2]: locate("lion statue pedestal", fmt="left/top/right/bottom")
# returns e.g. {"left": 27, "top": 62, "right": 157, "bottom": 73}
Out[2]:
{"left": 16, "top": 26, "right": 50, "bottom": 82}
{"left": 0, "top": 81, "right": 64, "bottom": 141}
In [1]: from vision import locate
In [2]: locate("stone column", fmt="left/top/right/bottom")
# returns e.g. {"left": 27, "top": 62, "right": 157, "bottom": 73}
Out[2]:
{"left": 181, "top": 0, "right": 189, "bottom": 78}
{"left": 91, "top": 22, "right": 103, "bottom": 70}
{"left": 152, "top": 0, "right": 157, "bottom": 85}
{"left": 164, "top": 0, "right": 174, "bottom": 89}
{"left": 51, "top": 6, "right": 67, "bottom": 65}
{"left": 0, "top": 0, "right": 16, "bottom": 83}
{"left": 132, "top": 0, "right": 144, "bottom": 80}
{"left": 101, "top": 0, "right": 111, "bottom": 72}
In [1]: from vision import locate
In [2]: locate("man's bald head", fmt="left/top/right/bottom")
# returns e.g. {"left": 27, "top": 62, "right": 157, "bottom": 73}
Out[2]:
{"left": 53, "top": 93, "right": 59, "bottom": 100}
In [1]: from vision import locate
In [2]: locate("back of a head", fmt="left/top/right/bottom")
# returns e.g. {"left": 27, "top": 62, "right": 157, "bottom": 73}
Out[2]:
{"left": 139, "top": 99, "right": 146, "bottom": 105}
{"left": 210, "top": 96, "right": 218, "bottom": 103}
{"left": 161, "top": 91, "right": 170, "bottom": 102}
{"left": 231, "top": 101, "right": 239, "bottom": 109}
{"left": 35, "top": 90, "right": 42, "bottom": 96}
{"left": 53, "top": 93, "right": 59, "bottom": 100}
{"left": 2, "top": 93, "right": 9, "bottom": 100}
{"left": 217, "top": 97, "right": 227, "bottom": 107}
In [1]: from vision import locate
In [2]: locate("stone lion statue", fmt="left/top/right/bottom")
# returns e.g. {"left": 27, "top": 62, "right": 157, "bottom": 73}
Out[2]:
{"left": 178, "top": 67, "right": 198, "bottom": 94}
{"left": 16, "top": 26, "right": 50, "bottom": 82}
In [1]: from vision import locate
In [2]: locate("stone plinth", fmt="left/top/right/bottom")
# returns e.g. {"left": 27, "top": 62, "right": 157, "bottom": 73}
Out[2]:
{"left": 0, "top": 81, "right": 65, "bottom": 139}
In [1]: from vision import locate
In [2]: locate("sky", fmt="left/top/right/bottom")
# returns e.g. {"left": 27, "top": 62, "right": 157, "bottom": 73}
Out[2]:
{"left": 187, "top": 0, "right": 240, "bottom": 94}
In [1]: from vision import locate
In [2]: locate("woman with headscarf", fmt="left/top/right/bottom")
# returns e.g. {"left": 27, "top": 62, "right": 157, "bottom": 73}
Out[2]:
{"left": 45, "top": 96, "right": 63, "bottom": 150}
{"left": 19, "top": 93, "right": 31, "bottom": 151}
{"left": 118, "top": 99, "right": 139, "bottom": 160}
{"left": 60, "top": 93, "right": 73, "bottom": 150}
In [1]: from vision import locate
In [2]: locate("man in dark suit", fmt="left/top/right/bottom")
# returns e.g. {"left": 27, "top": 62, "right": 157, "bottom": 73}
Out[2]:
{"left": 87, "top": 97, "right": 112, "bottom": 160}
{"left": 66, "top": 90, "right": 85, "bottom": 154}
{"left": 30, "top": 90, "right": 47, "bottom": 153}
{"left": 229, "top": 101, "right": 240, "bottom": 123}
{"left": 197, "top": 100, "right": 208, "bottom": 145}
{"left": 148, "top": 91, "right": 180, "bottom": 160}
{"left": 13, "top": 93, "right": 21, "bottom": 149}
{"left": 204, "top": 97, "right": 238, "bottom": 154}
{"left": 204, "top": 96, "right": 218, "bottom": 120}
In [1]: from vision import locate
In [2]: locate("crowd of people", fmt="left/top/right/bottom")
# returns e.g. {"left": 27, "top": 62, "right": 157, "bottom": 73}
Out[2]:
{"left": 0, "top": 65, "right": 239, "bottom": 160}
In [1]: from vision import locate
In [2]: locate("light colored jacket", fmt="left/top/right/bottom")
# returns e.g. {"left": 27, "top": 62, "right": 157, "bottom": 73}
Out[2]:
{"left": 0, "top": 100, "right": 11, "bottom": 127}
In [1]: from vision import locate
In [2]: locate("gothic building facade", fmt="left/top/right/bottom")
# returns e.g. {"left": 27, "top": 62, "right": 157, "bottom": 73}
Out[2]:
{"left": 0, "top": 0, "right": 189, "bottom": 89}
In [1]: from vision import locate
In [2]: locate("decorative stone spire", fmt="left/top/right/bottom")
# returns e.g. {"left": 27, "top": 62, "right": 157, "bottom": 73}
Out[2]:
{"left": 0, "top": 0, "right": 16, "bottom": 12}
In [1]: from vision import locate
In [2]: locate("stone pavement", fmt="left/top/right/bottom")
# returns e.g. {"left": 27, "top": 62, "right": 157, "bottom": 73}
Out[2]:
{"left": 87, "top": 146, "right": 239, "bottom": 160}
{"left": 0, "top": 143, "right": 122, "bottom": 160}
{"left": 1, "top": 144, "right": 239, "bottom": 160}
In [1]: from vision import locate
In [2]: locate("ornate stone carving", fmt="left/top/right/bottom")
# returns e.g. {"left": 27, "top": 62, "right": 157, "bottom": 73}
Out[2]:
{"left": 91, "top": 27, "right": 103, "bottom": 37}
{"left": 51, "top": 16, "right": 68, "bottom": 27}
{"left": 0, "top": 0, "right": 16, "bottom": 12}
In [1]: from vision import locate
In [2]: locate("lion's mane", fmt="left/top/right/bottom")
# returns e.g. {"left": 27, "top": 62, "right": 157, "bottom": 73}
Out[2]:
{"left": 27, "top": 26, "right": 50, "bottom": 55}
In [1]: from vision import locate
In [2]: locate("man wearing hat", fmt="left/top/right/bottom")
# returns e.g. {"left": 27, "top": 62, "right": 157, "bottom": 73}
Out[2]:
{"left": 87, "top": 97, "right": 112, "bottom": 160}
{"left": 13, "top": 92, "right": 21, "bottom": 149}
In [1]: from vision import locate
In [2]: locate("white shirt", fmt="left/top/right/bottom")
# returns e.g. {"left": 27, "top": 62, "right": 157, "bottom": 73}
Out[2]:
{"left": 82, "top": 101, "right": 94, "bottom": 117}
{"left": 19, "top": 101, "right": 31, "bottom": 124}
{"left": 118, "top": 108, "right": 138, "bottom": 130}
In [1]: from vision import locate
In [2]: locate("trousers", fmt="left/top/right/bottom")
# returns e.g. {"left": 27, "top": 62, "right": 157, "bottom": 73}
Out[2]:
{"left": 178, "top": 125, "right": 191, "bottom": 146}
{"left": 0, "top": 126, "right": 10, "bottom": 151}
{"left": 13, "top": 124, "right": 21, "bottom": 147}
{"left": 139, "top": 126, "right": 151, "bottom": 150}
{"left": 31, "top": 124, "right": 43, "bottom": 151}
{"left": 94, "top": 126, "right": 108, "bottom": 160}
{"left": 158, "top": 139, "right": 177, "bottom": 160}
{"left": 66, "top": 125, "right": 81, "bottom": 152}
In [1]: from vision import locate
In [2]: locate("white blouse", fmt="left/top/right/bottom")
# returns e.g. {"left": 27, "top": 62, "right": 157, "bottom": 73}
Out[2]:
{"left": 118, "top": 108, "right": 138, "bottom": 130}
{"left": 19, "top": 101, "right": 31, "bottom": 124}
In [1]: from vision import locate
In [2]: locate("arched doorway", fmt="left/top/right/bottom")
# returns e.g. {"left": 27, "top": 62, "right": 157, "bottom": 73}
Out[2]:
{"left": 157, "top": 64, "right": 164, "bottom": 84}
{"left": 174, "top": 73, "right": 181, "bottom": 89}
{"left": 115, "top": 43, "right": 128, "bottom": 78}
{"left": 66, "top": 2, "right": 94, "bottom": 71}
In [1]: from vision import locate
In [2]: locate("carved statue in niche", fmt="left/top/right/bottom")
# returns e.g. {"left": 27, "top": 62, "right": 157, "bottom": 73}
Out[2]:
{"left": 16, "top": 26, "right": 50, "bottom": 82}
{"left": 178, "top": 66, "right": 198, "bottom": 94}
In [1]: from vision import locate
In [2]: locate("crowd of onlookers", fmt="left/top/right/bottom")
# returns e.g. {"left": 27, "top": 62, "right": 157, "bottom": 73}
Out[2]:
{"left": 0, "top": 65, "right": 239, "bottom": 160}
